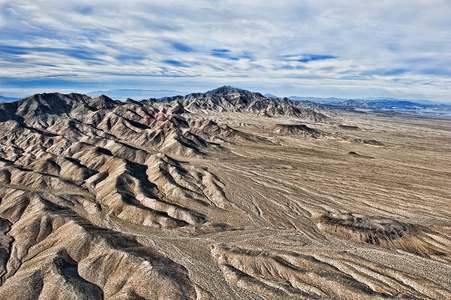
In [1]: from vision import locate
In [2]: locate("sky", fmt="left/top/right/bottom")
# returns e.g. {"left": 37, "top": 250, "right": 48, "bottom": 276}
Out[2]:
{"left": 1, "top": 0, "right": 451, "bottom": 101}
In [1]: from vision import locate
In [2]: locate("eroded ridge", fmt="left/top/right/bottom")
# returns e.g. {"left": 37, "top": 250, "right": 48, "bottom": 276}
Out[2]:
{"left": 0, "top": 188, "right": 198, "bottom": 299}
{"left": 0, "top": 149, "right": 231, "bottom": 231}
{"left": 0, "top": 93, "right": 257, "bottom": 160}
{"left": 0, "top": 93, "right": 244, "bottom": 232}
{"left": 314, "top": 212, "right": 450, "bottom": 259}
{"left": 212, "top": 244, "right": 450, "bottom": 299}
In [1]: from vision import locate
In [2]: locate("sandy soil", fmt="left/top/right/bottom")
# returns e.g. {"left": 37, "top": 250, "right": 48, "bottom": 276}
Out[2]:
{"left": 0, "top": 94, "right": 450, "bottom": 299}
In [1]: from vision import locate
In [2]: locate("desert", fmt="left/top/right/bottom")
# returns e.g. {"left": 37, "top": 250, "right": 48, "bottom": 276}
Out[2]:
{"left": 0, "top": 87, "right": 450, "bottom": 299}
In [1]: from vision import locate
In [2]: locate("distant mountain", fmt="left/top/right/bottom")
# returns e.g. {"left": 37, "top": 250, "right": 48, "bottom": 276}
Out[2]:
{"left": 264, "top": 93, "right": 279, "bottom": 98}
{"left": 288, "top": 96, "right": 451, "bottom": 116}
{"left": 0, "top": 95, "right": 21, "bottom": 103}
{"left": 87, "top": 89, "right": 188, "bottom": 100}
{"left": 288, "top": 96, "right": 346, "bottom": 103}
{"left": 362, "top": 97, "right": 442, "bottom": 105}
{"left": 346, "top": 100, "right": 451, "bottom": 115}
{"left": 332, "top": 100, "right": 372, "bottom": 109}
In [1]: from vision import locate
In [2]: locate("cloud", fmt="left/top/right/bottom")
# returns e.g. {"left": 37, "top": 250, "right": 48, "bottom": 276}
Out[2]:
{"left": 0, "top": 0, "right": 451, "bottom": 101}
{"left": 162, "top": 60, "right": 188, "bottom": 67}
{"left": 284, "top": 54, "right": 337, "bottom": 63}
{"left": 211, "top": 49, "right": 237, "bottom": 60}
{"left": 171, "top": 42, "right": 196, "bottom": 53}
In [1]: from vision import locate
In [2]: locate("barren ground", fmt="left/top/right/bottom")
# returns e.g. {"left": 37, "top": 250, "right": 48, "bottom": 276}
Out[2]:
{"left": 0, "top": 93, "right": 450, "bottom": 299}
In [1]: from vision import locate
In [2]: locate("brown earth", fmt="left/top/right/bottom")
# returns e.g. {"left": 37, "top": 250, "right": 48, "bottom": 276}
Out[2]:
{"left": 0, "top": 90, "right": 450, "bottom": 299}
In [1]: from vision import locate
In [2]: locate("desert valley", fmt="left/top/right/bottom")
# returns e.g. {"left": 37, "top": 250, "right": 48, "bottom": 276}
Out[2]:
{"left": 0, "top": 86, "right": 450, "bottom": 299}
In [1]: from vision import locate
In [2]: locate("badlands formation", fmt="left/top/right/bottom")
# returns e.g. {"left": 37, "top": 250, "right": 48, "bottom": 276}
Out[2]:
{"left": 0, "top": 86, "right": 450, "bottom": 299}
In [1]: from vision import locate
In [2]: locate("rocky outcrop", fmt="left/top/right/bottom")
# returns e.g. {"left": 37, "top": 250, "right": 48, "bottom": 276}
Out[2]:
{"left": 314, "top": 212, "right": 450, "bottom": 259}
{"left": 271, "top": 124, "right": 324, "bottom": 138}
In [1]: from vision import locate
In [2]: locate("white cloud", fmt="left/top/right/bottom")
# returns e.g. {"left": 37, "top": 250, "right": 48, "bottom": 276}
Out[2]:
{"left": 1, "top": 0, "right": 451, "bottom": 101}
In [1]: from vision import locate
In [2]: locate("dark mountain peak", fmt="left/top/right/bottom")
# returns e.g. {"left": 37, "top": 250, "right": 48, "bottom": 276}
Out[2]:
{"left": 163, "top": 86, "right": 260, "bottom": 102}
{"left": 171, "top": 87, "right": 328, "bottom": 122}
{"left": 21, "top": 92, "right": 89, "bottom": 106}
{"left": 162, "top": 86, "right": 264, "bottom": 102}
{"left": 88, "top": 94, "right": 117, "bottom": 109}
{"left": 3, "top": 92, "right": 119, "bottom": 124}
{"left": 204, "top": 86, "right": 252, "bottom": 97}
{"left": 93, "top": 94, "right": 113, "bottom": 101}
{"left": 14, "top": 93, "right": 77, "bottom": 118}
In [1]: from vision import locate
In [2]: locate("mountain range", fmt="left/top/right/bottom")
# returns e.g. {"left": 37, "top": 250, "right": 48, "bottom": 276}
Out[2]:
{"left": 288, "top": 96, "right": 451, "bottom": 116}
{"left": 3, "top": 87, "right": 450, "bottom": 116}
{"left": 86, "top": 89, "right": 188, "bottom": 100}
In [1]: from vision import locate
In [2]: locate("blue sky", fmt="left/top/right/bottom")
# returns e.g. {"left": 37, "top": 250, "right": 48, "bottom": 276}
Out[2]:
{"left": 1, "top": 0, "right": 451, "bottom": 101}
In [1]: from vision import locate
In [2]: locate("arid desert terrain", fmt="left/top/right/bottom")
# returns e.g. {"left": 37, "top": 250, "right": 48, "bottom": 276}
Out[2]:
{"left": 0, "top": 87, "right": 450, "bottom": 299}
